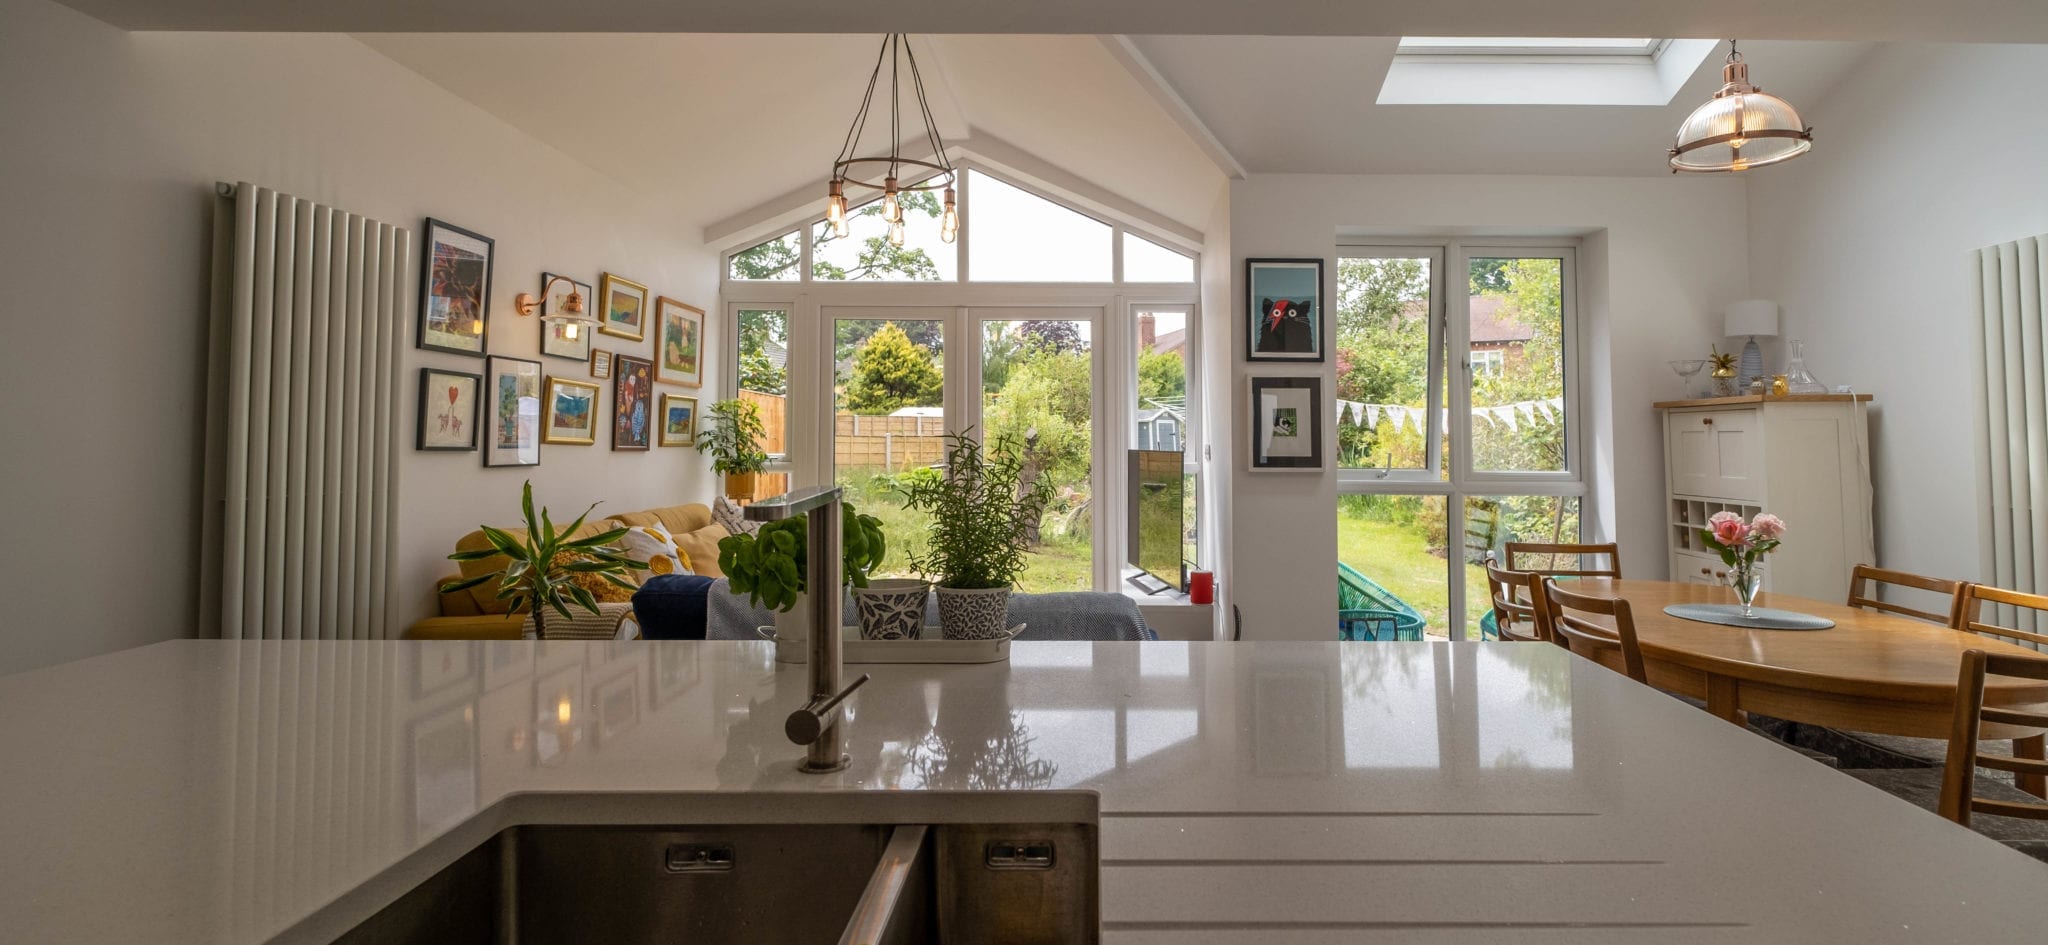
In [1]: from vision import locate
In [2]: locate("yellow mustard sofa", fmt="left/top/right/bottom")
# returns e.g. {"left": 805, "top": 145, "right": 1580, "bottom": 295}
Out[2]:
{"left": 405, "top": 503, "right": 729, "bottom": 640}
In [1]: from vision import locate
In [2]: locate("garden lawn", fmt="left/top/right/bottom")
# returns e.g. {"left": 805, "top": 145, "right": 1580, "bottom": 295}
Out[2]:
{"left": 1336, "top": 515, "right": 1488, "bottom": 638}
{"left": 838, "top": 469, "right": 1093, "bottom": 594}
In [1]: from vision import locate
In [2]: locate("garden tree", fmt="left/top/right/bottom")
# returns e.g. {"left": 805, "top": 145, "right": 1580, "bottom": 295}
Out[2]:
{"left": 842, "top": 322, "right": 943, "bottom": 415}
{"left": 982, "top": 345, "right": 1092, "bottom": 544}
{"left": 1469, "top": 257, "right": 1511, "bottom": 293}
{"left": 738, "top": 349, "right": 784, "bottom": 396}
{"left": 736, "top": 310, "right": 787, "bottom": 395}
{"left": 1333, "top": 256, "right": 1431, "bottom": 467}
{"left": 1017, "top": 320, "right": 1084, "bottom": 355}
{"left": 1468, "top": 258, "right": 1574, "bottom": 547}
{"left": 1137, "top": 348, "right": 1185, "bottom": 402}
{"left": 980, "top": 321, "right": 1024, "bottom": 394}
{"left": 728, "top": 190, "right": 945, "bottom": 283}
{"left": 837, "top": 318, "right": 944, "bottom": 366}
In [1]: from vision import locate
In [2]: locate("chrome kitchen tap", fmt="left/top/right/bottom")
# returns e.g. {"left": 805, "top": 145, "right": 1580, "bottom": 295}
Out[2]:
{"left": 743, "top": 486, "right": 870, "bottom": 773}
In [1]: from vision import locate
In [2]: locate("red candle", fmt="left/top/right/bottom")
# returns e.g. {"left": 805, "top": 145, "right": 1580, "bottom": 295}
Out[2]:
{"left": 1188, "top": 570, "right": 1214, "bottom": 605}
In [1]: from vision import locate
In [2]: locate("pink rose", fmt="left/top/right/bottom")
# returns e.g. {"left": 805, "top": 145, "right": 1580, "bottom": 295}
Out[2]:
{"left": 1750, "top": 513, "right": 1786, "bottom": 541}
{"left": 1707, "top": 511, "right": 1748, "bottom": 547}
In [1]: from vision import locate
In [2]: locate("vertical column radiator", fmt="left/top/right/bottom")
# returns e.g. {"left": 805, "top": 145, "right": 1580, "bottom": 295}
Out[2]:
{"left": 201, "top": 182, "right": 407, "bottom": 640}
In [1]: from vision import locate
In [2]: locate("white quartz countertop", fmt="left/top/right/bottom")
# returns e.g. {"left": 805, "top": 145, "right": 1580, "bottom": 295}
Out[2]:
{"left": 1, "top": 639, "right": 2042, "bottom": 943}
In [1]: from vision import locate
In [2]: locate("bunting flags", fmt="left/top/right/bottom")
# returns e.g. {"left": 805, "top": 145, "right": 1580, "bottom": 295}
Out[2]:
{"left": 1332, "top": 396, "right": 1564, "bottom": 431}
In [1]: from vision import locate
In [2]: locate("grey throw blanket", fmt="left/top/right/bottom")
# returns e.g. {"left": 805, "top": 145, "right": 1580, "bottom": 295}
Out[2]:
{"left": 705, "top": 579, "right": 1154, "bottom": 641}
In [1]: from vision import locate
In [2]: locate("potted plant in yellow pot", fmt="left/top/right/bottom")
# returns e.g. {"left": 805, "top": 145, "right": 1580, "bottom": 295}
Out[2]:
{"left": 694, "top": 398, "right": 770, "bottom": 501}
{"left": 898, "top": 431, "right": 1052, "bottom": 640}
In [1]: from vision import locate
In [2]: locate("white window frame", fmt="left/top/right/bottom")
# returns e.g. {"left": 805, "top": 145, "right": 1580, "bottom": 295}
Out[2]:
{"left": 719, "top": 162, "right": 1201, "bottom": 593}
{"left": 1334, "top": 240, "right": 1584, "bottom": 638}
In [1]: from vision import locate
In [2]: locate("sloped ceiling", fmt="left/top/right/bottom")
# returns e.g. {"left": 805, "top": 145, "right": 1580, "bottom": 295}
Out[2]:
{"left": 1129, "top": 36, "right": 1873, "bottom": 176}
{"left": 56, "top": 0, "right": 2048, "bottom": 43}
{"left": 356, "top": 33, "right": 1227, "bottom": 236}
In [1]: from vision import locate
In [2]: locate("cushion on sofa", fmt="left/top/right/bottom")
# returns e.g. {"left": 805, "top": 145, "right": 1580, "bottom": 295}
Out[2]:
{"left": 672, "top": 523, "right": 729, "bottom": 578}
{"left": 610, "top": 503, "right": 714, "bottom": 536}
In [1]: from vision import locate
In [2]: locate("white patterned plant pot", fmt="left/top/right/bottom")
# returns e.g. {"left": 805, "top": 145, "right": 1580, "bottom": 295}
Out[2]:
{"left": 853, "top": 579, "right": 930, "bottom": 641}
{"left": 935, "top": 586, "right": 1011, "bottom": 641}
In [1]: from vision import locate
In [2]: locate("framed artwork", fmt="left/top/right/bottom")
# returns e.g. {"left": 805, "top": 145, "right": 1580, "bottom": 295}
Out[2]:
{"left": 598, "top": 272, "right": 648, "bottom": 341}
{"left": 589, "top": 348, "right": 612, "bottom": 380}
{"left": 611, "top": 354, "right": 654, "bottom": 451}
{"left": 654, "top": 297, "right": 705, "bottom": 387}
{"left": 1246, "top": 258, "right": 1324, "bottom": 362}
{"left": 483, "top": 356, "right": 543, "bottom": 467}
{"left": 413, "top": 641, "right": 479, "bottom": 698}
{"left": 1249, "top": 375, "right": 1323, "bottom": 470}
{"left": 538, "top": 272, "right": 592, "bottom": 361}
{"left": 541, "top": 377, "right": 599, "bottom": 445}
{"left": 417, "top": 367, "right": 481, "bottom": 452}
{"left": 659, "top": 393, "right": 699, "bottom": 447}
{"left": 418, "top": 218, "right": 494, "bottom": 357}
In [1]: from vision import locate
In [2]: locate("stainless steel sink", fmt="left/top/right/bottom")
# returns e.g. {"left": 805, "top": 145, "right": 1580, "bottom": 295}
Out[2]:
{"left": 334, "top": 821, "right": 1097, "bottom": 945}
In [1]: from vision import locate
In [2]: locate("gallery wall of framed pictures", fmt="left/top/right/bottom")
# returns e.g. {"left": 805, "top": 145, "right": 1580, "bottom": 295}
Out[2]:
{"left": 1240, "top": 255, "right": 1329, "bottom": 471}
{"left": 407, "top": 215, "right": 712, "bottom": 466}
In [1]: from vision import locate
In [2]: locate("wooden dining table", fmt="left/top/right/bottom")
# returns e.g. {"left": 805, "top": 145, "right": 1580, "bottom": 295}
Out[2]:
{"left": 1577, "top": 579, "right": 2048, "bottom": 744}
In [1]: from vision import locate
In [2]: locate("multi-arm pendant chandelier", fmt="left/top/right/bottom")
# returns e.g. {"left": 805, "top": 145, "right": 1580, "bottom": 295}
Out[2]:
{"left": 1669, "top": 40, "right": 1813, "bottom": 173}
{"left": 825, "top": 34, "right": 958, "bottom": 248}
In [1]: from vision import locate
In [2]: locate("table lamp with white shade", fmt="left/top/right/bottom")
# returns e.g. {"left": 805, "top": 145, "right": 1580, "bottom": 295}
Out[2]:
{"left": 1725, "top": 300, "right": 1780, "bottom": 391}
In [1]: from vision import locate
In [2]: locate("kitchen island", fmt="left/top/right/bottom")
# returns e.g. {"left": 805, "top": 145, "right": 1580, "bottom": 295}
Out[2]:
{"left": 0, "top": 639, "right": 2041, "bottom": 942}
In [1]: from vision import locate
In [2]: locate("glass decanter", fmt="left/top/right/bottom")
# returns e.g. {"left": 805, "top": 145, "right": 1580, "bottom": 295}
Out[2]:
{"left": 1784, "top": 340, "right": 1827, "bottom": 394}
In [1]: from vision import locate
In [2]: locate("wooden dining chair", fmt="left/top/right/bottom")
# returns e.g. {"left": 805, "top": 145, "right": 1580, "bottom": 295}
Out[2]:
{"left": 1484, "top": 561, "right": 1549, "bottom": 643}
{"left": 1845, "top": 564, "right": 1967, "bottom": 627}
{"left": 1539, "top": 578, "right": 1646, "bottom": 683}
{"left": 1939, "top": 650, "right": 2048, "bottom": 823}
{"left": 1955, "top": 583, "right": 2048, "bottom": 648}
{"left": 1505, "top": 542, "right": 1622, "bottom": 580}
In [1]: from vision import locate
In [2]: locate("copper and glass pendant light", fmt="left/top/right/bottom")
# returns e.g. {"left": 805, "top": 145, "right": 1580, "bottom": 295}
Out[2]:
{"left": 826, "top": 34, "right": 958, "bottom": 247}
{"left": 1670, "top": 40, "right": 1813, "bottom": 173}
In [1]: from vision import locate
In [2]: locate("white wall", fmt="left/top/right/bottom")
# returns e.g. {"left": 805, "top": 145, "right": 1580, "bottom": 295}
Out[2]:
{"left": 1226, "top": 173, "right": 1749, "bottom": 637}
{"left": 1747, "top": 43, "right": 2048, "bottom": 585}
{"left": 0, "top": 0, "right": 718, "bottom": 674}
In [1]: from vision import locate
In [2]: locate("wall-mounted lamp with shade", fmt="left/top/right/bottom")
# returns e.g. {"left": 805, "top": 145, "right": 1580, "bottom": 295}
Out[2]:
{"left": 1725, "top": 299, "right": 1780, "bottom": 390}
{"left": 514, "top": 275, "right": 602, "bottom": 341}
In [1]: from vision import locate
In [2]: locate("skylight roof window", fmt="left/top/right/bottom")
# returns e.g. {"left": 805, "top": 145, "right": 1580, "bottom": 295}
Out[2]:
{"left": 1397, "top": 37, "right": 1671, "bottom": 59}
{"left": 1378, "top": 38, "right": 1715, "bottom": 107}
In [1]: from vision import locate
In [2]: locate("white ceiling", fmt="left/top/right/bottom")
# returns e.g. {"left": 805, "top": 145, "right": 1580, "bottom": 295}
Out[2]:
{"left": 54, "top": 0, "right": 2048, "bottom": 43}
{"left": 356, "top": 34, "right": 1227, "bottom": 237}
{"left": 1130, "top": 36, "right": 1874, "bottom": 176}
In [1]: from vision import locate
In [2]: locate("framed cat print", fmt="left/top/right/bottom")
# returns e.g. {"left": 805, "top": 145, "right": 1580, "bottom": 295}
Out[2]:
{"left": 611, "top": 354, "right": 654, "bottom": 451}
{"left": 598, "top": 272, "right": 648, "bottom": 341}
{"left": 538, "top": 272, "right": 592, "bottom": 361}
{"left": 658, "top": 393, "right": 698, "bottom": 447}
{"left": 483, "top": 356, "right": 542, "bottom": 467}
{"left": 417, "top": 367, "right": 481, "bottom": 451}
{"left": 418, "top": 219, "right": 494, "bottom": 357}
{"left": 1246, "top": 258, "right": 1324, "bottom": 362}
{"left": 541, "top": 377, "right": 598, "bottom": 445}
{"left": 1249, "top": 375, "right": 1322, "bottom": 470}
{"left": 654, "top": 297, "right": 704, "bottom": 387}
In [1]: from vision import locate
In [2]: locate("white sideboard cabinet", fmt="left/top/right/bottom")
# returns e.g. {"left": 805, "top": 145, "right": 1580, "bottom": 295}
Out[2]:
{"left": 1657, "top": 395, "right": 1875, "bottom": 601}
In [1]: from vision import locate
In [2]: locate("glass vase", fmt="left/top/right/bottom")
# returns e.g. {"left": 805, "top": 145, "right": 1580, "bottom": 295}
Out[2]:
{"left": 1728, "top": 565, "right": 1762, "bottom": 618}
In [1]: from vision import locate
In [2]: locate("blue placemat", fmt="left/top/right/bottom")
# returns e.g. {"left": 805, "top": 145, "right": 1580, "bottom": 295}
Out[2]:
{"left": 1663, "top": 603, "right": 1835, "bottom": 630}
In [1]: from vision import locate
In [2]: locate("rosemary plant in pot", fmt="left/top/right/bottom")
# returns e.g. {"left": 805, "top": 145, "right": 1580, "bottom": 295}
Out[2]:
{"left": 899, "top": 431, "right": 1052, "bottom": 640}
{"left": 694, "top": 398, "right": 770, "bottom": 500}
{"left": 439, "top": 482, "right": 644, "bottom": 640}
{"left": 718, "top": 502, "right": 893, "bottom": 638}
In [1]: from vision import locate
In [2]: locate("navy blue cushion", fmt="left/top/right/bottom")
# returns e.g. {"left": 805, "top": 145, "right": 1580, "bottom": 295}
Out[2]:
{"left": 631, "top": 574, "right": 716, "bottom": 640}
